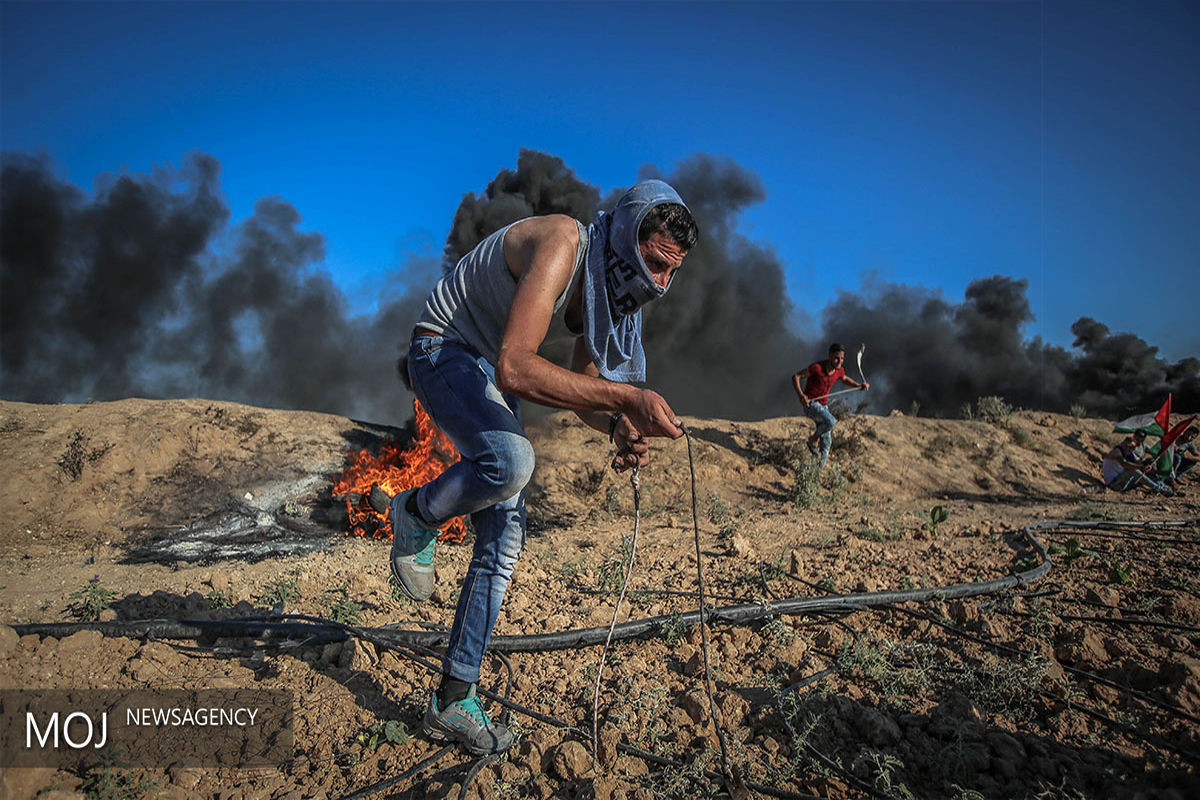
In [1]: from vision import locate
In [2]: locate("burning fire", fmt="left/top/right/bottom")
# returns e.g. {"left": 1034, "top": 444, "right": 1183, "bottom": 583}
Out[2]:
{"left": 333, "top": 398, "right": 468, "bottom": 543}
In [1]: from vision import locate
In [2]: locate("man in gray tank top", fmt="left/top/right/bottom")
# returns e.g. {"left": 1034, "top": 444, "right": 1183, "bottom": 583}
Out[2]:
{"left": 373, "top": 180, "right": 698, "bottom": 755}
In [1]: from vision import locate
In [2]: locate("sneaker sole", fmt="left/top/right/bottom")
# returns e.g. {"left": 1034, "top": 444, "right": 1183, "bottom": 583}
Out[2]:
{"left": 389, "top": 558, "right": 433, "bottom": 602}
{"left": 421, "top": 719, "right": 509, "bottom": 756}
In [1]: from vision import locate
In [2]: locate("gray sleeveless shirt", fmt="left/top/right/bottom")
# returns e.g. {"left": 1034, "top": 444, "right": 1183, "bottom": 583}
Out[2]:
{"left": 416, "top": 219, "right": 589, "bottom": 365}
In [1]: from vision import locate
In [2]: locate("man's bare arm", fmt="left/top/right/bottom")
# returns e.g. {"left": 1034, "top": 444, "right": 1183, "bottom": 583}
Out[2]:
{"left": 493, "top": 216, "right": 682, "bottom": 439}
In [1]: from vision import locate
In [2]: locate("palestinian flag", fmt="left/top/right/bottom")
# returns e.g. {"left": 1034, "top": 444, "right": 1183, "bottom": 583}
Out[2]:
{"left": 1114, "top": 396, "right": 1173, "bottom": 477}
{"left": 1113, "top": 394, "right": 1171, "bottom": 437}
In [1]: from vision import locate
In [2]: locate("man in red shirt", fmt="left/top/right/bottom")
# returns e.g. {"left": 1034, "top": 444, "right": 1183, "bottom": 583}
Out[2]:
{"left": 792, "top": 343, "right": 869, "bottom": 469}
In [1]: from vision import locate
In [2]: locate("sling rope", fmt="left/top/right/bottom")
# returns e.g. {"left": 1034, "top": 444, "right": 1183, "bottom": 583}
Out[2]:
{"left": 586, "top": 428, "right": 745, "bottom": 796}
{"left": 590, "top": 460, "right": 641, "bottom": 769}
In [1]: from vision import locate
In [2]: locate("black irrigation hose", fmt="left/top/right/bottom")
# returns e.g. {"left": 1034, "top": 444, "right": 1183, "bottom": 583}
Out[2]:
{"left": 12, "top": 522, "right": 1052, "bottom": 647}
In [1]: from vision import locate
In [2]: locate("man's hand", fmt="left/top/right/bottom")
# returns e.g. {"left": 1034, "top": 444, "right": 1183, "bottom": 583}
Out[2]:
{"left": 611, "top": 415, "right": 649, "bottom": 473}
{"left": 860, "top": 381, "right": 870, "bottom": 391}
{"left": 623, "top": 388, "right": 684, "bottom": 440}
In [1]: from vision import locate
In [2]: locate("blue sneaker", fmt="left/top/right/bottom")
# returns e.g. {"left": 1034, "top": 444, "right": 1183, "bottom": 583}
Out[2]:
{"left": 421, "top": 685, "right": 513, "bottom": 755}
{"left": 387, "top": 488, "right": 437, "bottom": 601}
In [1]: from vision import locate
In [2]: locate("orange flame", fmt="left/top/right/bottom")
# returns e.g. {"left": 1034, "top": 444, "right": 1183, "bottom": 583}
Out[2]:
{"left": 333, "top": 398, "right": 468, "bottom": 543}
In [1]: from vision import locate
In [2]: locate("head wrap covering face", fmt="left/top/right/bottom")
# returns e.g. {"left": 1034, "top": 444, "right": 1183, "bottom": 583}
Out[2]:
{"left": 581, "top": 180, "right": 689, "bottom": 382}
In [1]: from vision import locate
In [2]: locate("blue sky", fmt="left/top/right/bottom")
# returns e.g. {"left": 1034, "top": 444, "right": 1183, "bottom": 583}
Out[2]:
{"left": 3, "top": 0, "right": 1197, "bottom": 360}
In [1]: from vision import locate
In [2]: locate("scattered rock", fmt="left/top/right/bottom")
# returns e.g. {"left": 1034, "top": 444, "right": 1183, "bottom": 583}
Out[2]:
{"left": 512, "top": 738, "right": 544, "bottom": 774}
{"left": 929, "top": 693, "right": 985, "bottom": 740}
{"left": 729, "top": 535, "right": 756, "bottom": 559}
{"left": 0, "top": 624, "right": 19, "bottom": 657}
{"left": 338, "top": 638, "right": 376, "bottom": 671}
{"left": 57, "top": 629, "right": 102, "bottom": 658}
{"left": 597, "top": 726, "right": 620, "bottom": 770}
{"left": 787, "top": 549, "right": 804, "bottom": 576}
{"left": 550, "top": 739, "right": 594, "bottom": 780}
{"left": 1054, "top": 629, "right": 1107, "bottom": 666}
{"left": 680, "top": 689, "right": 709, "bottom": 724}
{"left": 544, "top": 613, "right": 571, "bottom": 632}
{"left": 1083, "top": 585, "right": 1119, "bottom": 607}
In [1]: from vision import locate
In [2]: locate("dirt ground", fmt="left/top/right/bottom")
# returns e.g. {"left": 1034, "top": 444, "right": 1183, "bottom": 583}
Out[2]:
{"left": 1, "top": 397, "right": 1197, "bottom": 800}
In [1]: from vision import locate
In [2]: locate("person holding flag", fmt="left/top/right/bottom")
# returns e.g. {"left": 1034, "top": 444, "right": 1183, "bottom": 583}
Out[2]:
{"left": 1101, "top": 429, "right": 1173, "bottom": 495}
{"left": 1113, "top": 393, "right": 1197, "bottom": 488}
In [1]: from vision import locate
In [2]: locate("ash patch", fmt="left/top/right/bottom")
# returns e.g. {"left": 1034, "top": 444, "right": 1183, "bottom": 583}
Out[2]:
{"left": 122, "top": 501, "right": 336, "bottom": 565}
{"left": 123, "top": 474, "right": 346, "bottom": 565}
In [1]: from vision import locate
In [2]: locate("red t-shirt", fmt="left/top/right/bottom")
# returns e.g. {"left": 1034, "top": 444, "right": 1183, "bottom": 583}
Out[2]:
{"left": 803, "top": 361, "right": 844, "bottom": 405}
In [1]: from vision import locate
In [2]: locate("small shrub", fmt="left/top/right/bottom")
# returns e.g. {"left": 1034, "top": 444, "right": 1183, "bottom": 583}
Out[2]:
{"left": 603, "top": 484, "right": 621, "bottom": 515}
{"left": 69, "top": 576, "right": 116, "bottom": 621}
{"left": 741, "top": 428, "right": 810, "bottom": 473}
{"left": 706, "top": 494, "right": 737, "bottom": 543}
{"left": 662, "top": 614, "right": 687, "bottom": 645}
{"left": 974, "top": 396, "right": 1013, "bottom": 427}
{"left": 356, "top": 720, "right": 408, "bottom": 751}
{"left": 922, "top": 433, "right": 956, "bottom": 459}
{"left": 257, "top": 577, "right": 301, "bottom": 607}
{"left": 324, "top": 589, "right": 364, "bottom": 625}
{"left": 842, "top": 640, "right": 936, "bottom": 700}
{"left": 1069, "top": 403, "right": 1087, "bottom": 418}
{"left": 597, "top": 536, "right": 635, "bottom": 592}
{"left": 854, "top": 751, "right": 915, "bottom": 800}
{"left": 920, "top": 505, "right": 950, "bottom": 536}
{"left": 57, "top": 429, "right": 113, "bottom": 481}
{"left": 1054, "top": 537, "right": 1100, "bottom": 567}
{"left": 841, "top": 459, "right": 864, "bottom": 483}
{"left": 762, "top": 615, "right": 793, "bottom": 644}
{"left": 791, "top": 457, "right": 822, "bottom": 509}
{"left": 80, "top": 764, "right": 161, "bottom": 799}
{"left": 949, "top": 654, "right": 1046, "bottom": 721}
{"left": 206, "top": 590, "right": 232, "bottom": 609}
{"left": 855, "top": 527, "right": 885, "bottom": 542}
{"left": 821, "top": 468, "right": 848, "bottom": 502}
{"left": 1012, "top": 428, "right": 1030, "bottom": 447}
{"left": 1107, "top": 561, "right": 1133, "bottom": 585}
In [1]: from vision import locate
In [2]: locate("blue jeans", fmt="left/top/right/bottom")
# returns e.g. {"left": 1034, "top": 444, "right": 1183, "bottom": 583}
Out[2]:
{"left": 406, "top": 334, "right": 535, "bottom": 684}
{"left": 806, "top": 402, "right": 836, "bottom": 468}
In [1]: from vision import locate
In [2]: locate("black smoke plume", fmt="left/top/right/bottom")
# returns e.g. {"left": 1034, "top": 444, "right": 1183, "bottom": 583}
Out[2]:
{"left": 1, "top": 151, "right": 427, "bottom": 421}
{"left": 2, "top": 148, "right": 1196, "bottom": 423}
{"left": 820, "top": 278, "right": 1199, "bottom": 417}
